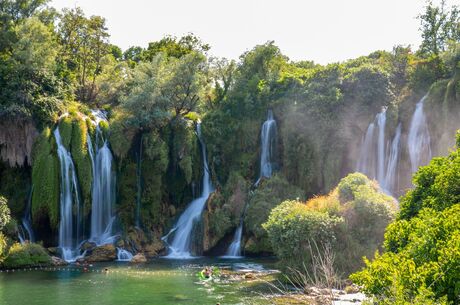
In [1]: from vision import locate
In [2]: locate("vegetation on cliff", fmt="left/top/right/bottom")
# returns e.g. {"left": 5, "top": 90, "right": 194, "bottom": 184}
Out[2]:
{"left": 0, "top": 2, "right": 458, "bottom": 297}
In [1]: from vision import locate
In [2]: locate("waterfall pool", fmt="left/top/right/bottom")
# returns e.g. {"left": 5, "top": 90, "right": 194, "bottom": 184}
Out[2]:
{"left": 0, "top": 258, "right": 280, "bottom": 305}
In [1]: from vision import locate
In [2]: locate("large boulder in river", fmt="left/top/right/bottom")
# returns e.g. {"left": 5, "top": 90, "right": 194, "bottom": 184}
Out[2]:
{"left": 81, "top": 241, "right": 97, "bottom": 252}
{"left": 85, "top": 244, "right": 117, "bottom": 262}
{"left": 51, "top": 256, "right": 68, "bottom": 266}
{"left": 130, "top": 253, "right": 147, "bottom": 263}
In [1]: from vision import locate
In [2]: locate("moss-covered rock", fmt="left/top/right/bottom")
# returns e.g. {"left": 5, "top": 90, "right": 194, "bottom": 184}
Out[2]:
{"left": 2, "top": 242, "right": 51, "bottom": 268}
{"left": 70, "top": 118, "right": 92, "bottom": 215}
{"left": 85, "top": 244, "right": 117, "bottom": 262}
{"left": 31, "top": 128, "right": 60, "bottom": 229}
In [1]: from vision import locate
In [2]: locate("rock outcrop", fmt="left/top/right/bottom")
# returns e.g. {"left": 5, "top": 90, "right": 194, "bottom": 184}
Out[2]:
{"left": 0, "top": 119, "right": 38, "bottom": 167}
{"left": 85, "top": 244, "right": 117, "bottom": 262}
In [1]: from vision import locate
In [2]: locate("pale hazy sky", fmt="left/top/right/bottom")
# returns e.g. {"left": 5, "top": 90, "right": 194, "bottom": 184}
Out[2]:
{"left": 49, "top": 0, "right": 456, "bottom": 64}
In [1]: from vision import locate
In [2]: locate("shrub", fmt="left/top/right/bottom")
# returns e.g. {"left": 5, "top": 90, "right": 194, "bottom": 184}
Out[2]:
{"left": 2, "top": 243, "right": 51, "bottom": 268}
{"left": 244, "top": 174, "right": 304, "bottom": 253}
{"left": 263, "top": 200, "right": 343, "bottom": 270}
{"left": 0, "top": 196, "right": 11, "bottom": 230}
{"left": 263, "top": 173, "right": 396, "bottom": 277}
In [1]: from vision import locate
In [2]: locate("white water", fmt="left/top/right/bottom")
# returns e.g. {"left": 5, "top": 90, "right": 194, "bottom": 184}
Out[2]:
{"left": 383, "top": 124, "right": 401, "bottom": 194}
{"left": 162, "top": 123, "right": 213, "bottom": 258}
{"left": 223, "top": 221, "right": 243, "bottom": 258}
{"left": 116, "top": 248, "right": 134, "bottom": 261}
{"left": 87, "top": 124, "right": 117, "bottom": 246}
{"left": 256, "top": 110, "right": 277, "bottom": 184}
{"left": 408, "top": 96, "right": 432, "bottom": 173}
{"left": 357, "top": 122, "right": 377, "bottom": 179}
{"left": 357, "top": 108, "right": 401, "bottom": 196}
{"left": 376, "top": 110, "right": 386, "bottom": 185}
{"left": 55, "top": 128, "right": 83, "bottom": 262}
{"left": 18, "top": 186, "right": 35, "bottom": 244}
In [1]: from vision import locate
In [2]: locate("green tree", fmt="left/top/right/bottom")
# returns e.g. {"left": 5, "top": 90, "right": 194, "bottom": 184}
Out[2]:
{"left": 0, "top": 17, "right": 63, "bottom": 123}
{"left": 57, "top": 7, "right": 110, "bottom": 103}
{"left": 120, "top": 51, "right": 208, "bottom": 130}
{"left": 141, "top": 34, "right": 209, "bottom": 61}
{"left": 418, "top": 0, "right": 460, "bottom": 56}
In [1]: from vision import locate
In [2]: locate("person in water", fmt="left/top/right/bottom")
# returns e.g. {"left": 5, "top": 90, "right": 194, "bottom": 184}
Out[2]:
{"left": 200, "top": 267, "right": 212, "bottom": 279}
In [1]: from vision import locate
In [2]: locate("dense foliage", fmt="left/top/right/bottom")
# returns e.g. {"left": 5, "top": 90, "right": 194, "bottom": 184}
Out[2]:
{"left": 351, "top": 136, "right": 460, "bottom": 304}
{"left": 0, "top": 0, "right": 458, "bottom": 291}
{"left": 264, "top": 173, "right": 396, "bottom": 276}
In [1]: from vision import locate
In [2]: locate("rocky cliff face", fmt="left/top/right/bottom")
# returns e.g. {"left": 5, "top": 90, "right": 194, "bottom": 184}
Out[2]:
{"left": 0, "top": 119, "right": 38, "bottom": 167}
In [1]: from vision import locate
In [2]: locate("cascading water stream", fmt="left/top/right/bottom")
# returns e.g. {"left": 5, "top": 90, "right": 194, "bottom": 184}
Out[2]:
{"left": 162, "top": 123, "right": 213, "bottom": 258}
{"left": 255, "top": 110, "right": 277, "bottom": 185}
{"left": 408, "top": 96, "right": 431, "bottom": 173}
{"left": 225, "top": 110, "right": 278, "bottom": 258}
{"left": 18, "top": 185, "right": 35, "bottom": 244}
{"left": 383, "top": 124, "right": 401, "bottom": 194}
{"left": 116, "top": 248, "right": 134, "bottom": 261}
{"left": 87, "top": 123, "right": 116, "bottom": 246}
{"left": 357, "top": 122, "right": 376, "bottom": 179}
{"left": 224, "top": 221, "right": 243, "bottom": 258}
{"left": 376, "top": 110, "right": 386, "bottom": 185}
{"left": 55, "top": 127, "right": 83, "bottom": 262}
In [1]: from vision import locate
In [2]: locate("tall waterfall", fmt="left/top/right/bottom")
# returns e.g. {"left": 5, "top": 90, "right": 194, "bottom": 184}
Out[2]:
{"left": 162, "top": 123, "right": 213, "bottom": 258}
{"left": 408, "top": 96, "right": 431, "bottom": 173}
{"left": 18, "top": 186, "right": 35, "bottom": 244}
{"left": 55, "top": 127, "right": 83, "bottom": 262}
{"left": 376, "top": 111, "right": 386, "bottom": 185}
{"left": 357, "top": 108, "right": 400, "bottom": 195}
{"left": 357, "top": 122, "right": 376, "bottom": 179}
{"left": 256, "top": 110, "right": 277, "bottom": 185}
{"left": 87, "top": 122, "right": 116, "bottom": 246}
{"left": 384, "top": 124, "right": 401, "bottom": 194}
{"left": 224, "top": 110, "right": 277, "bottom": 257}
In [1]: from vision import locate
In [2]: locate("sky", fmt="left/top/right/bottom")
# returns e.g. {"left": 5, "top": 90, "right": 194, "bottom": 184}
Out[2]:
{"left": 49, "top": 0, "right": 455, "bottom": 64}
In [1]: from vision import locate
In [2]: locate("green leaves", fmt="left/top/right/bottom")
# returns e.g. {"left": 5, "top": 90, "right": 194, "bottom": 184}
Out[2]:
{"left": 352, "top": 134, "right": 460, "bottom": 304}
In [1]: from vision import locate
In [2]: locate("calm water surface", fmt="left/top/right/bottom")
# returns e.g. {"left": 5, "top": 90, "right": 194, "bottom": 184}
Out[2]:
{"left": 0, "top": 257, "right": 279, "bottom": 305}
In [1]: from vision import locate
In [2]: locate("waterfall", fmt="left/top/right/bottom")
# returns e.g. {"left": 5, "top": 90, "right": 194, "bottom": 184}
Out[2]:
{"left": 256, "top": 110, "right": 277, "bottom": 185}
{"left": 357, "top": 108, "right": 387, "bottom": 185}
{"left": 357, "top": 122, "right": 377, "bottom": 179}
{"left": 376, "top": 110, "right": 386, "bottom": 185}
{"left": 87, "top": 122, "right": 116, "bottom": 246}
{"left": 116, "top": 248, "right": 134, "bottom": 261}
{"left": 55, "top": 127, "right": 83, "bottom": 262}
{"left": 408, "top": 96, "right": 431, "bottom": 173}
{"left": 162, "top": 123, "right": 213, "bottom": 258}
{"left": 384, "top": 124, "right": 401, "bottom": 194}
{"left": 18, "top": 186, "right": 35, "bottom": 244}
{"left": 357, "top": 107, "right": 402, "bottom": 195}
{"left": 224, "top": 221, "right": 243, "bottom": 258}
{"left": 224, "top": 110, "right": 277, "bottom": 257}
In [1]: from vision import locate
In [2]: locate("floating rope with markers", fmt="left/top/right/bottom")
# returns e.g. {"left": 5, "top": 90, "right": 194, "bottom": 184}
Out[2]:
{"left": 0, "top": 266, "right": 199, "bottom": 277}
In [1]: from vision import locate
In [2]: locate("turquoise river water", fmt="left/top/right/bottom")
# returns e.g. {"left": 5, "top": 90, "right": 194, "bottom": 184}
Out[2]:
{"left": 0, "top": 258, "right": 280, "bottom": 305}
